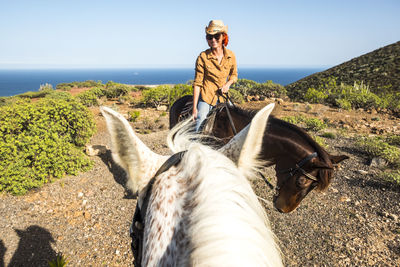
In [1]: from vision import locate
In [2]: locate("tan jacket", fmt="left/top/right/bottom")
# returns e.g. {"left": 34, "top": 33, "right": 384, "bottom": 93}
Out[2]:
{"left": 193, "top": 47, "right": 238, "bottom": 105}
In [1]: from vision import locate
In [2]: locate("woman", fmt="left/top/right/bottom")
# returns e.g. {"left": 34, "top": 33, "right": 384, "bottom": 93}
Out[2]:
{"left": 192, "top": 20, "right": 238, "bottom": 132}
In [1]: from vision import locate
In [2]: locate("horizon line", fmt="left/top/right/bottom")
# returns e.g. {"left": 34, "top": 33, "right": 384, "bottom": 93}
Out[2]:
{"left": 0, "top": 64, "right": 330, "bottom": 70}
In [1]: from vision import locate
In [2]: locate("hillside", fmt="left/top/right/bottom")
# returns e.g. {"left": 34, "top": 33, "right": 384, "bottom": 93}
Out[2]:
{"left": 286, "top": 41, "right": 400, "bottom": 100}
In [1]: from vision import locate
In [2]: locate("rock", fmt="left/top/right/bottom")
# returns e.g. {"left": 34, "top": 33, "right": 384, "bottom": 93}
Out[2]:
{"left": 85, "top": 144, "right": 109, "bottom": 156}
{"left": 340, "top": 196, "right": 351, "bottom": 202}
{"left": 156, "top": 105, "right": 167, "bottom": 111}
{"left": 358, "top": 170, "right": 369, "bottom": 175}
{"left": 389, "top": 214, "right": 398, "bottom": 222}
{"left": 369, "top": 157, "right": 388, "bottom": 168}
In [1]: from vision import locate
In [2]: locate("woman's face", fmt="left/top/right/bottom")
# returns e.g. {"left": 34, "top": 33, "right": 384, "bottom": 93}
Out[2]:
{"left": 206, "top": 33, "right": 223, "bottom": 49}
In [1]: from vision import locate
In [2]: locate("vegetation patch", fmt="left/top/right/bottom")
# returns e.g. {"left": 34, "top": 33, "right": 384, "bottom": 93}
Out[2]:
{"left": 281, "top": 115, "right": 326, "bottom": 132}
{"left": 321, "top": 132, "right": 337, "bottom": 139}
{"left": 128, "top": 110, "right": 141, "bottom": 122}
{"left": 56, "top": 80, "right": 103, "bottom": 91}
{"left": 355, "top": 136, "right": 400, "bottom": 167}
{"left": 231, "top": 79, "right": 286, "bottom": 99}
{"left": 0, "top": 97, "right": 96, "bottom": 195}
{"left": 141, "top": 84, "right": 192, "bottom": 108}
{"left": 380, "top": 170, "right": 400, "bottom": 185}
{"left": 300, "top": 77, "right": 400, "bottom": 115}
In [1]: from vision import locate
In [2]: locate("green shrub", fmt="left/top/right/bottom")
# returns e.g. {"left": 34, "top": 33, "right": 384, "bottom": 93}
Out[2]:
{"left": 103, "top": 81, "right": 131, "bottom": 99}
{"left": 128, "top": 110, "right": 141, "bottom": 122}
{"left": 253, "top": 80, "right": 286, "bottom": 98}
{"left": 16, "top": 90, "right": 52, "bottom": 99}
{"left": 304, "top": 118, "right": 326, "bottom": 132}
{"left": 297, "top": 77, "right": 400, "bottom": 114}
{"left": 56, "top": 83, "right": 75, "bottom": 91}
{"left": 75, "top": 87, "right": 105, "bottom": 107}
{"left": 45, "top": 91, "right": 74, "bottom": 101}
{"left": 48, "top": 253, "right": 69, "bottom": 267}
{"left": 228, "top": 89, "right": 244, "bottom": 104}
{"left": 76, "top": 90, "right": 99, "bottom": 107}
{"left": 142, "top": 85, "right": 170, "bottom": 107}
{"left": 312, "top": 135, "right": 328, "bottom": 149}
{"left": 230, "top": 79, "right": 259, "bottom": 98}
{"left": 281, "top": 115, "right": 306, "bottom": 125}
{"left": 321, "top": 132, "right": 337, "bottom": 139}
{"left": 356, "top": 136, "right": 400, "bottom": 167}
{"left": 381, "top": 170, "right": 400, "bottom": 185}
{"left": 56, "top": 80, "right": 103, "bottom": 91}
{"left": 335, "top": 98, "right": 352, "bottom": 110}
{"left": 168, "top": 84, "right": 192, "bottom": 107}
{"left": 0, "top": 98, "right": 96, "bottom": 195}
{"left": 231, "top": 79, "right": 286, "bottom": 99}
{"left": 305, "top": 87, "right": 328, "bottom": 103}
{"left": 386, "top": 135, "right": 400, "bottom": 147}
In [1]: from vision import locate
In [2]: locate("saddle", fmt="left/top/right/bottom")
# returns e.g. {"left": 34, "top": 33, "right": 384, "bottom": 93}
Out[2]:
{"left": 130, "top": 151, "right": 186, "bottom": 267}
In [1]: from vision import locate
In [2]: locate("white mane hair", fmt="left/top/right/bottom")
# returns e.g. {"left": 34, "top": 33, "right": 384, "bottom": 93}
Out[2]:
{"left": 101, "top": 104, "right": 283, "bottom": 266}
{"left": 166, "top": 129, "right": 282, "bottom": 266}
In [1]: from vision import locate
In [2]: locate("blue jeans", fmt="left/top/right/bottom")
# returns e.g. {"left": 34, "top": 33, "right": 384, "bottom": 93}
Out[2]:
{"left": 195, "top": 99, "right": 214, "bottom": 132}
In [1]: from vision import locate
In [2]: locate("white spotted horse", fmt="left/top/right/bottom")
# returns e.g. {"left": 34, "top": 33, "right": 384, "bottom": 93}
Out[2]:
{"left": 101, "top": 104, "right": 283, "bottom": 266}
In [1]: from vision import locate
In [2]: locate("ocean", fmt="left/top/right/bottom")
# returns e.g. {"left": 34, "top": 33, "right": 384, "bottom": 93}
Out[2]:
{"left": 0, "top": 68, "right": 324, "bottom": 97}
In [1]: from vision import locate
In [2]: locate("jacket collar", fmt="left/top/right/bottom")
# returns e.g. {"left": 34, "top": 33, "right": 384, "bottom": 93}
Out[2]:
{"left": 206, "top": 47, "right": 232, "bottom": 60}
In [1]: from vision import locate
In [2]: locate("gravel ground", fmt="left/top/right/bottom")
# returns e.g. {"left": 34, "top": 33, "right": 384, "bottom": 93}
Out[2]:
{"left": 1, "top": 105, "right": 399, "bottom": 266}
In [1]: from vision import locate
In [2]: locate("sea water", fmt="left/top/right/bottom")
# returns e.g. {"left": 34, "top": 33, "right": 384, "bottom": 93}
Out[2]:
{"left": 0, "top": 67, "right": 324, "bottom": 97}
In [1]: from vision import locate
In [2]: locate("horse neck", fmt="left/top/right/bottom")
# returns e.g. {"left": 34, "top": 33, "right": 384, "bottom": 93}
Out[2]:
{"left": 262, "top": 119, "right": 317, "bottom": 163}
{"left": 142, "top": 144, "right": 282, "bottom": 266}
{"left": 142, "top": 166, "right": 188, "bottom": 266}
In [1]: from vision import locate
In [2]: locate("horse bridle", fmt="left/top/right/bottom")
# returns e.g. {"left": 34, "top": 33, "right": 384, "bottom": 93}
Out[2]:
{"left": 276, "top": 152, "right": 319, "bottom": 190}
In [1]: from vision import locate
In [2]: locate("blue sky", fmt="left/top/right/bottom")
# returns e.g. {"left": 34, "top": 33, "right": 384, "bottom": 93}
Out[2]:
{"left": 0, "top": 0, "right": 399, "bottom": 69}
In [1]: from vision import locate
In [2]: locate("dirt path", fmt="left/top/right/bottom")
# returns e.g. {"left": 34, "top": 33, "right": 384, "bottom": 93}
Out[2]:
{"left": 0, "top": 100, "right": 399, "bottom": 266}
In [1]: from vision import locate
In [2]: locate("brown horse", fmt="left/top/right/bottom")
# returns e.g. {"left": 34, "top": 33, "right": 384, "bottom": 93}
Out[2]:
{"left": 169, "top": 95, "right": 349, "bottom": 213}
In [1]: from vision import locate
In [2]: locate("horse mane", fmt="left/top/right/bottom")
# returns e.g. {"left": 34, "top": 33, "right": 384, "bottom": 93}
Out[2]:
{"left": 165, "top": 118, "right": 282, "bottom": 266}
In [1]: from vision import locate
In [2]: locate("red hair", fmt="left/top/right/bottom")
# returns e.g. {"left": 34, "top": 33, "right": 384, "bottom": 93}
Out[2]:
{"left": 223, "top": 33, "right": 229, "bottom": 46}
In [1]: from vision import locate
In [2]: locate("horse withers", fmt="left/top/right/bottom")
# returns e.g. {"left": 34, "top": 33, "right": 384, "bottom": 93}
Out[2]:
{"left": 101, "top": 104, "right": 283, "bottom": 266}
{"left": 170, "top": 95, "right": 349, "bottom": 213}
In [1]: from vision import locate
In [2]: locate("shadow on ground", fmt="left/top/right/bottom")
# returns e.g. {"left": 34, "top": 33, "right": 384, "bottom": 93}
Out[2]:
{"left": 3, "top": 225, "right": 57, "bottom": 267}
{"left": 99, "top": 150, "right": 136, "bottom": 199}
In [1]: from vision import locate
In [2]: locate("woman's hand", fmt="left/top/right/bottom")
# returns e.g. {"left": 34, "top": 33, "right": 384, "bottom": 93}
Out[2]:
{"left": 192, "top": 107, "right": 198, "bottom": 121}
{"left": 221, "top": 83, "right": 230, "bottom": 94}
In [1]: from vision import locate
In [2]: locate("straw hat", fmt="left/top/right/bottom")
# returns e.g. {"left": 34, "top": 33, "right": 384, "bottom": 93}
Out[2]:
{"left": 205, "top": 20, "right": 228, "bottom": 34}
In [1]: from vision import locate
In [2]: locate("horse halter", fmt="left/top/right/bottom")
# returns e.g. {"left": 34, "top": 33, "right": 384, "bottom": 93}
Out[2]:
{"left": 276, "top": 152, "right": 319, "bottom": 189}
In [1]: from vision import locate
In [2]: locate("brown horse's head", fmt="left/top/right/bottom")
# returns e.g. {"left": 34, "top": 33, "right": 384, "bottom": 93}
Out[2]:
{"left": 272, "top": 145, "right": 348, "bottom": 213}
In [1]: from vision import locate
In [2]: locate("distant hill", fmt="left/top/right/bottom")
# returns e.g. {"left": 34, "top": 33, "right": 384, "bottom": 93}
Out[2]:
{"left": 286, "top": 41, "right": 400, "bottom": 100}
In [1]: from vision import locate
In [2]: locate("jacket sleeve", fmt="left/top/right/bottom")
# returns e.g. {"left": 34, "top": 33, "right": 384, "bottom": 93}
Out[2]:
{"left": 193, "top": 54, "right": 205, "bottom": 88}
{"left": 229, "top": 53, "right": 238, "bottom": 84}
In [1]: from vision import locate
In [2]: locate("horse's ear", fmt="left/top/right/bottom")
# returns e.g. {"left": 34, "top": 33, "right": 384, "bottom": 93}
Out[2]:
{"left": 220, "top": 103, "right": 275, "bottom": 175}
{"left": 101, "top": 107, "right": 167, "bottom": 194}
{"left": 329, "top": 154, "right": 349, "bottom": 164}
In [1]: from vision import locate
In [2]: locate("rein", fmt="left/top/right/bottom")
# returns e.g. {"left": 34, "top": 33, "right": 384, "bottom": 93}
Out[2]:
{"left": 218, "top": 91, "right": 237, "bottom": 135}
{"left": 130, "top": 150, "right": 186, "bottom": 267}
{"left": 276, "top": 152, "right": 319, "bottom": 189}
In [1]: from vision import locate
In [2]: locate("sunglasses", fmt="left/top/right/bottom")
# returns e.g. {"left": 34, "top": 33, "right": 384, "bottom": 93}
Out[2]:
{"left": 206, "top": 33, "right": 222, "bottom": 41}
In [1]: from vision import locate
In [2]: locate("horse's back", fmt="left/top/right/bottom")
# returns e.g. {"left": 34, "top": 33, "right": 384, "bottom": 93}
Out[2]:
{"left": 169, "top": 95, "right": 193, "bottom": 129}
